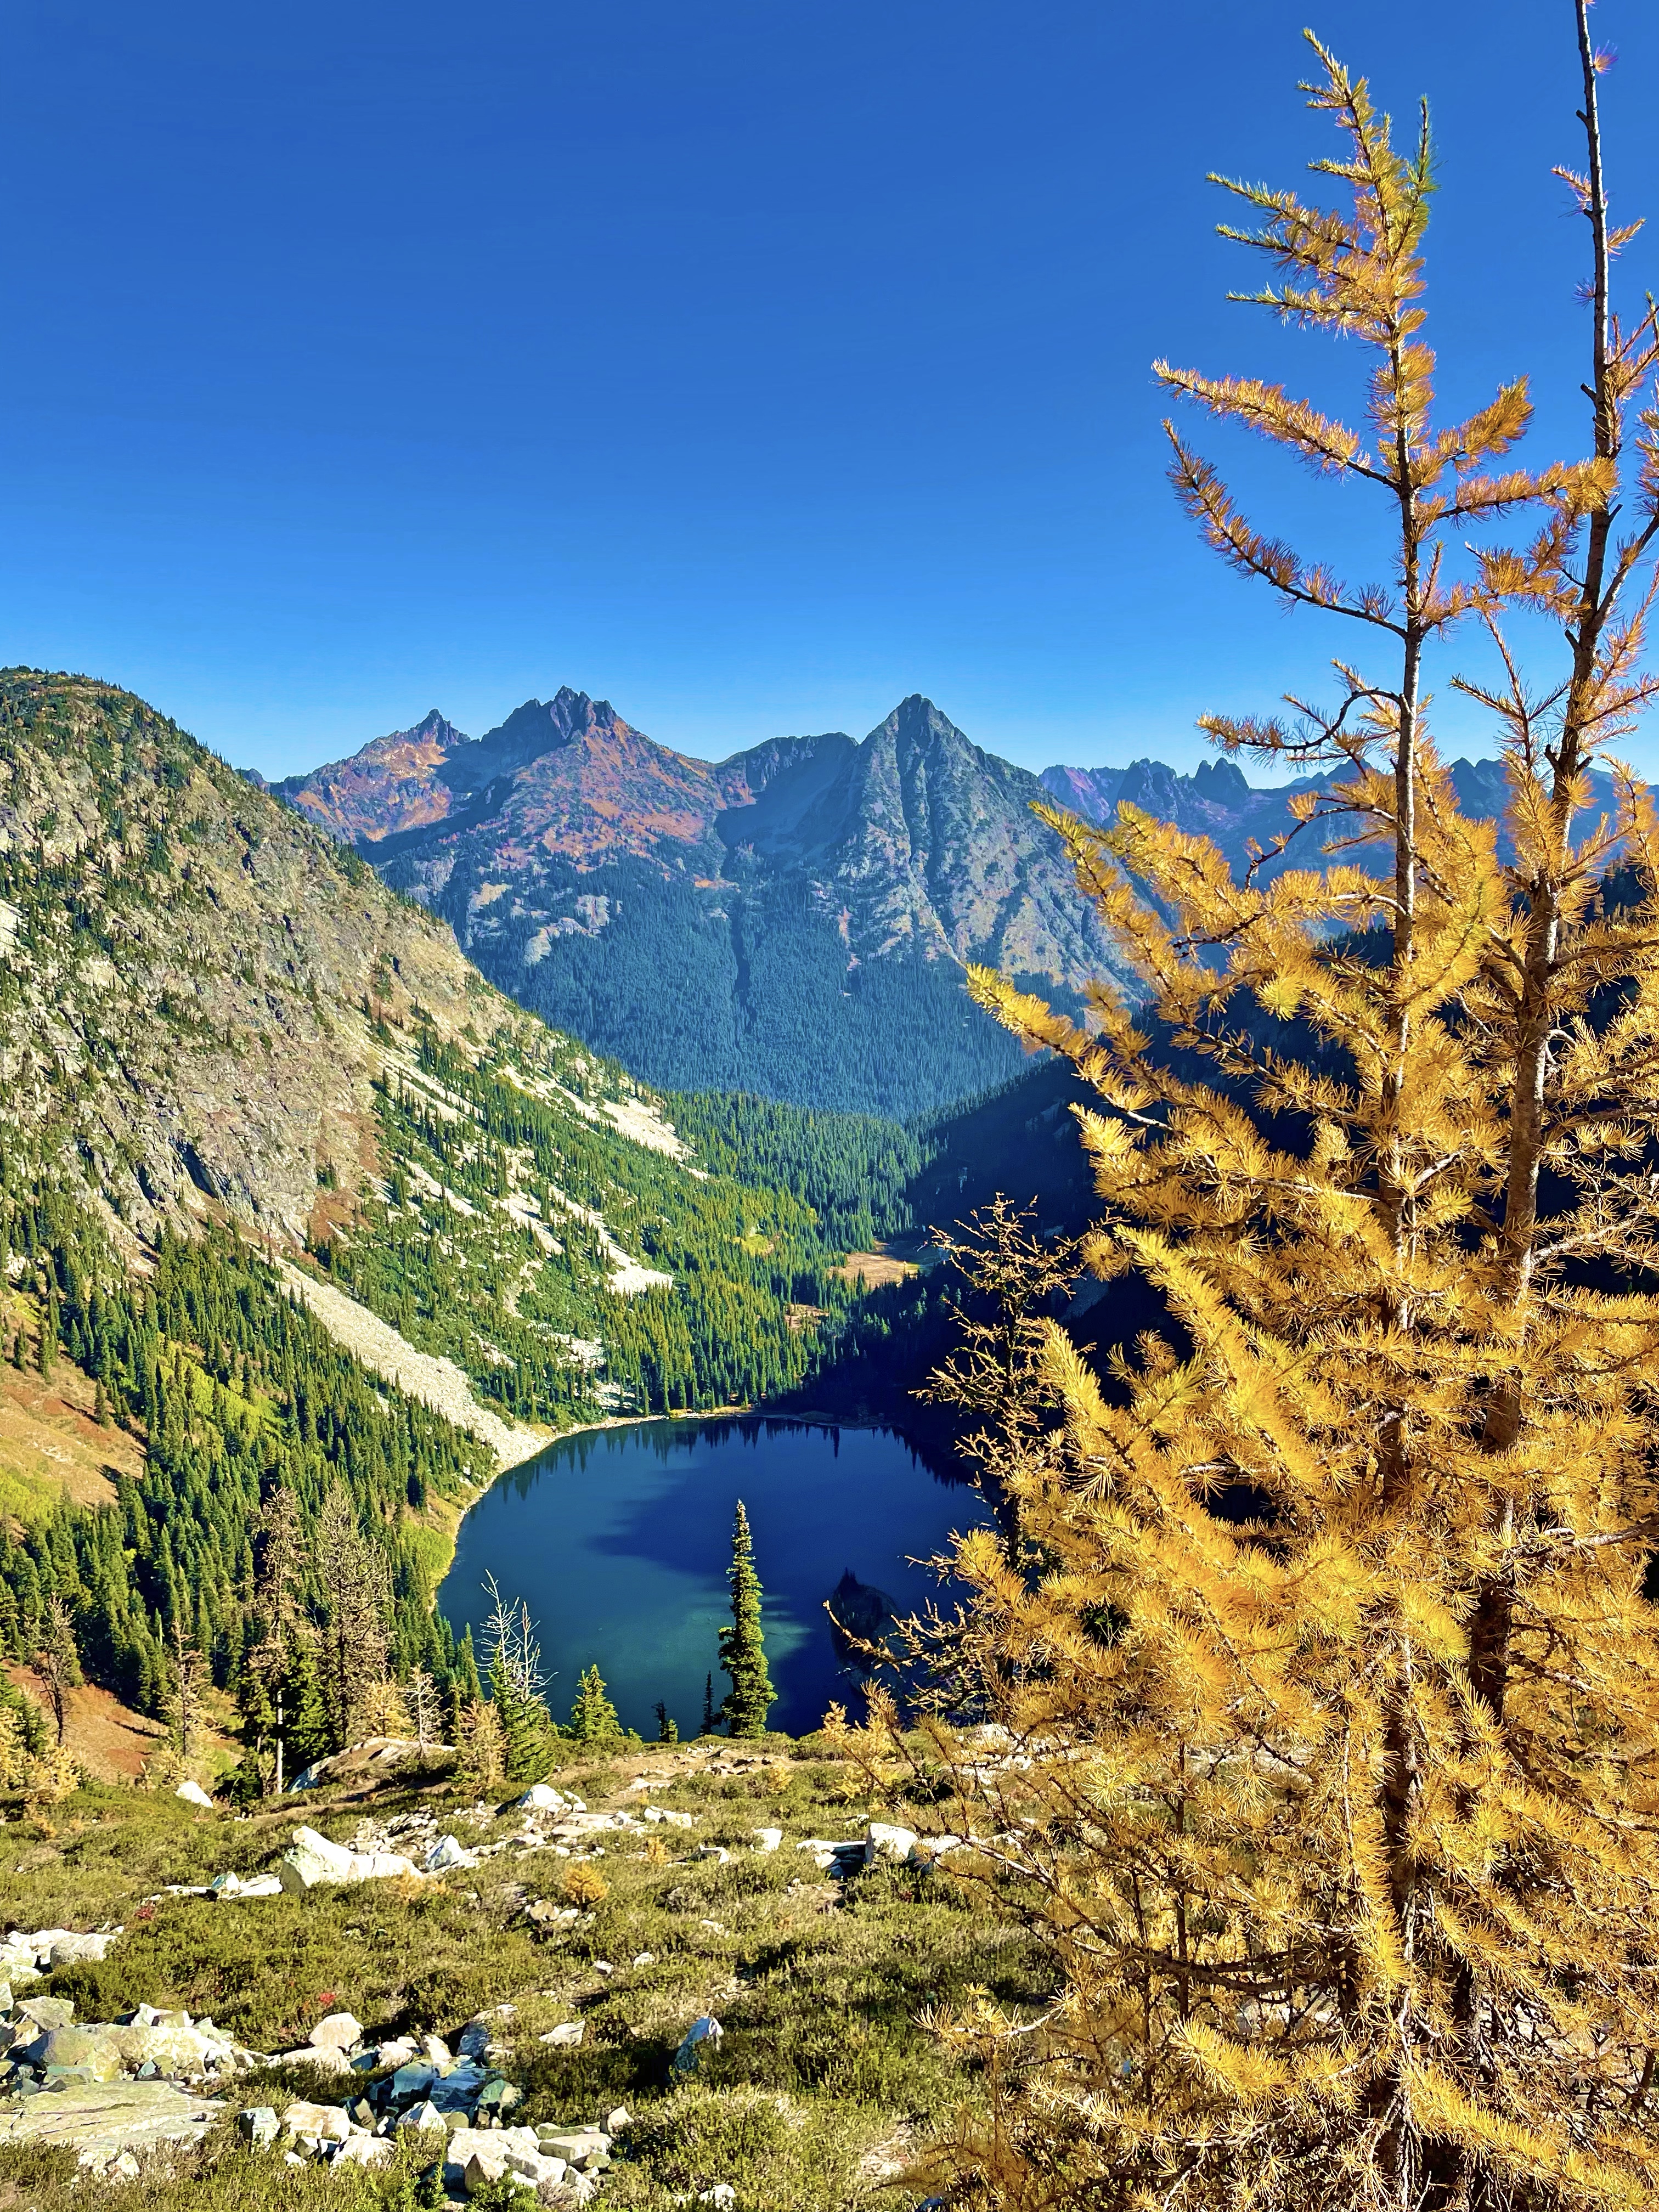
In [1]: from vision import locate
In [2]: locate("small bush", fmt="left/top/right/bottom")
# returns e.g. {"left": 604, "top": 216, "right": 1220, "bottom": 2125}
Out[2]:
{"left": 563, "top": 1862, "right": 610, "bottom": 1908}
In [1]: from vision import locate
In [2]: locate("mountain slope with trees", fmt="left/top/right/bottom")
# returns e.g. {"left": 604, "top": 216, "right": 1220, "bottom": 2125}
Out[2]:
{"left": 281, "top": 687, "right": 1629, "bottom": 1121}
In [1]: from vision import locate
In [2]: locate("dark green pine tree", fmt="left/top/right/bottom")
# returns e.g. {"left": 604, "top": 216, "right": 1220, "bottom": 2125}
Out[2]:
{"left": 490, "top": 1647, "right": 548, "bottom": 1784}
{"left": 279, "top": 1639, "right": 332, "bottom": 1776}
{"left": 718, "top": 1500, "right": 776, "bottom": 1739}
{"left": 701, "top": 1673, "right": 717, "bottom": 1738}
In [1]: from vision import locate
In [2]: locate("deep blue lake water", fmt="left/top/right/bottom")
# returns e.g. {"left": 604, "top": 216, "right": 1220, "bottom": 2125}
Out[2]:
{"left": 440, "top": 1418, "right": 984, "bottom": 1738}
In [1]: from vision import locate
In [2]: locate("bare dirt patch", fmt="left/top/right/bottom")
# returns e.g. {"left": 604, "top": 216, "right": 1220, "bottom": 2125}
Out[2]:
{"left": 4, "top": 1667, "right": 169, "bottom": 1783}
{"left": 831, "top": 1249, "right": 918, "bottom": 1289}
{"left": 0, "top": 1306, "right": 142, "bottom": 1526}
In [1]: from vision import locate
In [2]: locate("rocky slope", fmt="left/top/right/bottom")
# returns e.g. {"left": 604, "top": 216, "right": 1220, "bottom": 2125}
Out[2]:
{"left": 280, "top": 691, "right": 1135, "bottom": 1118}
{"left": 0, "top": 670, "right": 526, "bottom": 1249}
{"left": 286, "top": 688, "right": 1632, "bottom": 1119}
{"left": 0, "top": 1736, "right": 1029, "bottom": 2208}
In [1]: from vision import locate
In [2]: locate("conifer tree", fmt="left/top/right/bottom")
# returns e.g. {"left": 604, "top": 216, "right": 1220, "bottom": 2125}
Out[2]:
{"left": 407, "top": 1666, "right": 441, "bottom": 1754}
{"left": 168, "top": 1614, "right": 201, "bottom": 1765}
{"left": 460, "top": 1695, "right": 505, "bottom": 1791}
{"left": 279, "top": 1638, "right": 331, "bottom": 1776}
{"left": 718, "top": 1500, "right": 775, "bottom": 1737}
{"left": 845, "top": 21, "right": 1659, "bottom": 2212}
{"left": 314, "top": 1483, "right": 390, "bottom": 1751}
{"left": 701, "top": 1672, "right": 716, "bottom": 1739}
{"left": 568, "top": 1663, "right": 622, "bottom": 1745}
{"left": 482, "top": 1573, "right": 550, "bottom": 1782}
{"left": 32, "top": 1595, "right": 80, "bottom": 1745}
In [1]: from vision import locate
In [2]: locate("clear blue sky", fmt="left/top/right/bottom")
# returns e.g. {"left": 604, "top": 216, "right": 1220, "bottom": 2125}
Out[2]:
{"left": 4, "top": 1, "right": 1656, "bottom": 780}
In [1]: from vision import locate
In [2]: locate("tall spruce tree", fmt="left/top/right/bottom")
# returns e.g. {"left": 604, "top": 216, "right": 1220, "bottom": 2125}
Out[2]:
{"left": 278, "top": 1637, "right": 331, "bottom": 1776}
{"left": 838, "top": 21, "right": 1659, "bottom": 2212}
{"left": 718, "top": 1500, "right": 775, "bottom": 1738}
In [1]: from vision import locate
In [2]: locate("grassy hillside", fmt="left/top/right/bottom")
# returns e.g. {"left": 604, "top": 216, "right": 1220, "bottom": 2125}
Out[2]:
{"left": 0, "top": 1736, "right": 1039, "bottom": 2210}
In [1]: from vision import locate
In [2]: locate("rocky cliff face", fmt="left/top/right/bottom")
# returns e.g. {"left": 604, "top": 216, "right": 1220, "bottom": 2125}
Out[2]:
{"left": 274, "top": 708, "right": 472, "bottom": 844}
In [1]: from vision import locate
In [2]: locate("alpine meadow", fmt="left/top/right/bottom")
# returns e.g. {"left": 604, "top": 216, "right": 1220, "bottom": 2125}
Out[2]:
{"left": 6, "top": 9, "right": 1659, "bottom": 2212}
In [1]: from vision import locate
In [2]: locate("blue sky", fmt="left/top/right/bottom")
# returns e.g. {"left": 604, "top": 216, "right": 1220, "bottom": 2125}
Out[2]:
{"left": 4, "top": 1, "right": 1656, "bottom": 780}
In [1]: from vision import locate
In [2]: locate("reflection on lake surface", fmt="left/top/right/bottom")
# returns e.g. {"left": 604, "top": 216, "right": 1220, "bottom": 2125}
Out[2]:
{"left": 439, "top": 1418, "right": 983, "bottom": 1737}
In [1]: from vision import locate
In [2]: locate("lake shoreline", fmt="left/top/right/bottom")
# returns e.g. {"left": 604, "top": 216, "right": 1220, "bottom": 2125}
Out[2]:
{"left": 428, "top": 1401, "right": 938, "bottom": 1647}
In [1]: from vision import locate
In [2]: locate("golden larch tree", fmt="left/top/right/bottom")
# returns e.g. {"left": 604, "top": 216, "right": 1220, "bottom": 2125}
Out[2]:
{"left": 842, "top": 15, "right": 1659, "bottom": 2211}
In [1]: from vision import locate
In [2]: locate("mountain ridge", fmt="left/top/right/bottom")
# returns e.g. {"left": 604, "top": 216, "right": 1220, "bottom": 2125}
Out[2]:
{"left": 278, "top": 690, "right": 1136, "bottom": 1117}
{"left": 281, "top": 689, "right": 1610, "bottom": 1116}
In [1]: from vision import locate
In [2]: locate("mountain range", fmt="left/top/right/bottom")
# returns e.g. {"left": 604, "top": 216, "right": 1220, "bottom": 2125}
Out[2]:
{"left": 278, "top": 692, "right": 1136, "bottom": 1118}
{"left": 280, "top": 692, "right": 1624, "bottom": 1119}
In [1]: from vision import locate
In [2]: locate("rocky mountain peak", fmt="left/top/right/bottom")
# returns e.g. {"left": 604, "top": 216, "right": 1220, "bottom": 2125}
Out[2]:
{"left": 481, "top": 689, "right": 626, "bottom": 761}
{"left": 871, "top": 693, "right": 972, "bottom": 758}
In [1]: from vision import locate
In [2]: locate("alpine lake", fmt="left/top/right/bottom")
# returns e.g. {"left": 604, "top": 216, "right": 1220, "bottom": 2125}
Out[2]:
{"left": 439, "top": 1418, "right": 986, "bottom": 1738}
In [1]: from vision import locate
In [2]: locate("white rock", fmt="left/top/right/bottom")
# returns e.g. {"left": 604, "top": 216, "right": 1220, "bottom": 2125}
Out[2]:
{"left": 308, "top": 2012, "right": 364, "bottom": 2053}
{"left": 278, "top": 2045, "right": 353, "bottom": 2075}
{"left": 539, "top": 2123, "right": 610, "bottom": 2159}
{"left": 461, "top": 2148, "right": 516, "bottom": 2194}
{"left": 910, "top": 1833, "right": 966, "bottom": 1865}
{"left": 697, "top": 2189, "right": 737, "bottom": 2209}
{"left": 641, "top": 1804, "right": 694, "bottom": 1827}
{"left": 336, "top": 2134, "right": 393, "bottom": 2166}
{"left": 281, "top": 2100, "right": 351, "bottom": 2143}
{"left": 46, "top": 1932, "right": 117, "bottom": 1967}
{"left": 752, "top": 1827, "right": 783, "bottom": 1853}
{"left": 398, "top": 2101, "right": 447, "bottom": 2134}
{"left": 630, "top": 1952, "right": 654, "bottom": 1969}
{"left": 289, "top": 1827, "right": 357, "bottom": 1876}
{"left": 693, "top": 1845, "right": 730, "bottom": 1865}
{"left": 422, "top": 2033, "right": 454, "bottom": 2070}
{"left": 865, "top": 1822, "right": 918, "bottom": 1865}
{"left": 278, "top": 1826, "right": 419, "bottom": 1893}
{"left": 509, "top": 1784, "right": 566, "bottom": 1813}
{"left": 211, "top": 1872, "right": 283, "bottom": 1900}
{"left": 538, "top": 2023, "right": 584, "bottom": 2047}
{"left": 504, "top": 2148, "right": 566, "bottom": 2187}
{"left": 175, "top": 1780, "right": 215, "bottom": 1809}
{"left": 423, "top": 1835, "right": 472, "bottom": 1872}
{"left": 605, "top": 2107, "right": 631, "bottom": 2134}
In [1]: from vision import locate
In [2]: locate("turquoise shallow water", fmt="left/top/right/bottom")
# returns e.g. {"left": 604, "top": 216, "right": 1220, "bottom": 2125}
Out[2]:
{"left": 439, "top": 1417, "right": 983, "bottom": 1737}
